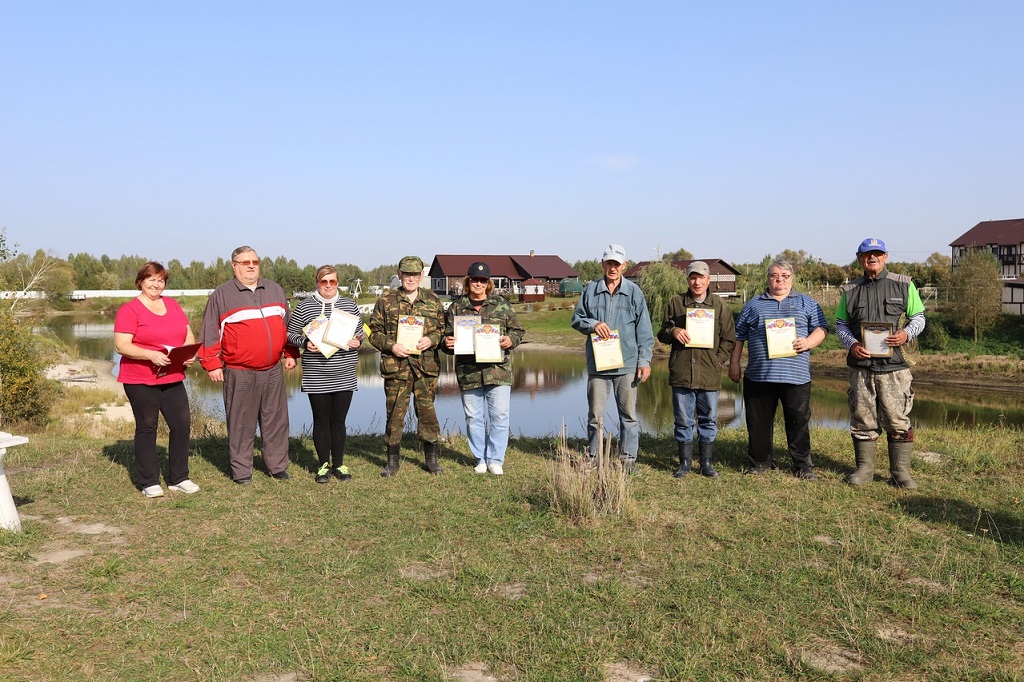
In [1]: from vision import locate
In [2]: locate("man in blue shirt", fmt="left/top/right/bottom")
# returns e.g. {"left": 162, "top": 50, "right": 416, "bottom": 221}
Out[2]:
{"left": 729, "top": 260, "right": 829, "bottom": 479}
{"left": 572, "top": 244, "right": 655, "bottom": 473}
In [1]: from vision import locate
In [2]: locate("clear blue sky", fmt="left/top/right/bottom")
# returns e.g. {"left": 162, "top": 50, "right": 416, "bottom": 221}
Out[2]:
{"left": 2, "top": 1, "right": 1021, "bottom": 271}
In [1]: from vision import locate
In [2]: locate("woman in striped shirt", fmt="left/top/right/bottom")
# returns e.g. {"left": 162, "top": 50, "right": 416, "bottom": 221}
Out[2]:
{"left": 287, "top": 265, "right": 364, "bottom": 483}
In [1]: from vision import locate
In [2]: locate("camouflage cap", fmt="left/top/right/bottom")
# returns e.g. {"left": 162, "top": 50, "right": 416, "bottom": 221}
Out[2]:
{"left": 398, "top": 256, "right": 424, "bottom": 273}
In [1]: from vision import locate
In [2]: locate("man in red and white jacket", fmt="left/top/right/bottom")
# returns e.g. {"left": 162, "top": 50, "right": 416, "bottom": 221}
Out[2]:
{"left": 199, "top": 246, "right": 300, "bottom": 484}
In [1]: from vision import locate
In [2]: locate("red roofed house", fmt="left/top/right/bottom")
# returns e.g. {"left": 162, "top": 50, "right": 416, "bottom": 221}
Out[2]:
{"left": 428, "top": 251, "right": 580, "bottom": 298}
{"left": 950, "top": 218, "right": 1024, "bottom": 314}
{"left": 622, "top": 259, "right": 742, "bottom": 297}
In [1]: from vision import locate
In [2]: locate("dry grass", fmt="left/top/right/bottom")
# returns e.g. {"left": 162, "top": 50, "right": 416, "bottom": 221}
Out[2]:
{"left": 543, "top": 419, "right": 635, "bottom": 523}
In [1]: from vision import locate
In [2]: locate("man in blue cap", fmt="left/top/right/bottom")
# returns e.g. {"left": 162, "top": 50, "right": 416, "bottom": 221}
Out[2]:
{"left": 835, "top": 238, "right": 927, "bottom": 488}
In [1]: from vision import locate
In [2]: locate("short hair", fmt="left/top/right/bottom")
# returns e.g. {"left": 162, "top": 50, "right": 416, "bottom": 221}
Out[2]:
{"left": 315, "top": 265, "right": 338, "bottom": 283}
{"left": 766, "top": 259, "right": 795, "bottom": 283}
{"left": 135, "top": 262, "right": 168, "bottom": 290}
{"left": 231, "top": 245, "right": 258, "bottom": 261}
{"left": 462, "top": 276, "right": 494, "bottom": 297}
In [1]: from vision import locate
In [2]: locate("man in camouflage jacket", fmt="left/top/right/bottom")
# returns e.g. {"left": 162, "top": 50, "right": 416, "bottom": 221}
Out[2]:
{"left": 368, "top": 256, "right": 446, "bottom": 476}
{"left": 442, "top": 261, "right": 525, "bottom": 474}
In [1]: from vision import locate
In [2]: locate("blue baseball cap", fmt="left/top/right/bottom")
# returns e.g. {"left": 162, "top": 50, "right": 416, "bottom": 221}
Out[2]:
{"left": 857, "top": 238, "right": 887, "bottom": 254}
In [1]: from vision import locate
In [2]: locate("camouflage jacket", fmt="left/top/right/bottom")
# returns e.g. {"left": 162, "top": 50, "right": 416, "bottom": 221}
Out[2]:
{"left": 442, "top": 294, "right": 525, "bottom": 388}
{"left": 369, "top": 287, "right": 445, "bottom": 378}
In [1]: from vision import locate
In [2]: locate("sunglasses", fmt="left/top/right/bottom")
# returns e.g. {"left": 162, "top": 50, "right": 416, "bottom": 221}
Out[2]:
{"left": 233, "top": 259, "right": 260, "bottom": 267}
{"left": 469, "top": 278, "right": 489, "bottom": 284}
{"left": 319, "top": 279, "right": 338, "bottom": 286}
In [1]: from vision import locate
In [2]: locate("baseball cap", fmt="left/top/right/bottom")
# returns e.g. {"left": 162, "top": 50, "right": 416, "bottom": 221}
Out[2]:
{"left": 601, "top": 244, "right": 627, "bottom": 264}
{"left": 467, "top": 262, "right": 491, "bottom": 278}
{"left": 398, "top": 256, "right": 424, "bottom": 273}
{"left": 686, "top": 261, "right": 710, "bottom": 277}
{"left": 857, "top": 238, "right": 887, "bottom": 254}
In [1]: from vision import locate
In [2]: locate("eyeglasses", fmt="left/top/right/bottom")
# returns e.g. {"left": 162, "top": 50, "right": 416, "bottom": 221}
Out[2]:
{"left": 400, "top": 272, "right": 420, "bottom": 278}
{"left": 861, "top": 250, "right": 885, "bottom": 258}
{"left": 319, "top": 279, "right": 338, "bottom": 286}
{"left": 233, "top": 259, "right": 259, "bottom": 267}
{"left": 469, "top": 278, "right": 489, "bottom": 284}
{"left": 769, "top": 273, "right": 792, "bottom": 281}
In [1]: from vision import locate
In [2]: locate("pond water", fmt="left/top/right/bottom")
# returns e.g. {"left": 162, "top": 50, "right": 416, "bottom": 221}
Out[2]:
{"left": 46, "top": 314, "right": 1024, "bottom": 438}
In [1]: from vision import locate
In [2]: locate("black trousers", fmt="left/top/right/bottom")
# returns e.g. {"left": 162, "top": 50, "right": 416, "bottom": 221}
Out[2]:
{"left": 123, "top": 381, "right": 191, "bottom": 487}
{"left": 308, "top": 391, "right": 353, "bottom": 467}
{"left": 742, "top": 378, "right": 812, "bottom": 469}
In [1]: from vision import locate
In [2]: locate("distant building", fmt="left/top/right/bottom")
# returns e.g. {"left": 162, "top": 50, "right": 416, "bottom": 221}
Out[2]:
{"left": 622, "top": 259, "right": 741, "bottom": 296}
{"left": 428, "top": 252, "right": 580, "bottom": 297}
{"left": 950, "top": 218, "right": 1024, "bottom": 314}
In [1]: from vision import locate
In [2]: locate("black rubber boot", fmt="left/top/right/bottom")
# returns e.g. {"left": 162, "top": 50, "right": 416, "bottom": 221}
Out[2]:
{"left": 673, "top": 441, "right": 693, "bottom": 478}
{"left": 847, "top": 438, "right": 877, "bottom": 486}
{"left": 698, "top": 441, "right": 719, "bottom": 477}
{"left": 424, "top": 441, "right": 443, "bottom": 475}
{"left": 381, "top": 444, "right": 401, "bottom": 478}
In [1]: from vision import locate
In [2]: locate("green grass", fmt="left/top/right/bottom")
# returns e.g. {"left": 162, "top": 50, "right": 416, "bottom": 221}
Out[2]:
{"left": 1, "top": 406, "right": 1022, "bottom": 680}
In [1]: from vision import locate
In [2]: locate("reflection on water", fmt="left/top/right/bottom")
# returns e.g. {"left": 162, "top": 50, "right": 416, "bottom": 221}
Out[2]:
{"left": 46, "top": 316, "right": 1024, "bottom": 438}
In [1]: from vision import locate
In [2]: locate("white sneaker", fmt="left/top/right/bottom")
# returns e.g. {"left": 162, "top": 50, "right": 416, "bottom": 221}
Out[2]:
{"left": 168, "top": 479, "right": 200, "bottom": 494}
{"left": 487, "top": 463, "right": 504, "bottom": 476}
{"left": 474, "top": 461, "right": 487, "bottom": 474}
{"left": 142, "top": 485, "right": 164, "bottom": 498}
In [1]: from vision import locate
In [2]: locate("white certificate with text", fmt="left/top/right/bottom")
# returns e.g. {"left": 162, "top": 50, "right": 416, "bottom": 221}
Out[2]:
{"left": 474, "top": 323, "right": 503, "bottom": 363}
{"left": 453, "top": 315, "right": 481, "bottom": 355}
{"left": 685, "top": 307, "right": 715, "bottom": 349}
{"left": 765, "top": 317, "right": 798, "bottom": 359}
{"left": 591, "top": 330, "right": 625, "bottom": 371}
{"left": 861, "top": 322, "right": 894, "bottom": 357}
{"left": 396, "top": 315, "right": 425, "bottom": 355}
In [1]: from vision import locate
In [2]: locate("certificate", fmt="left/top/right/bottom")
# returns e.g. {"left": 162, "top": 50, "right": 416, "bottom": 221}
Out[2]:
{"left": 861, "top": 322, "right": 894, "bottom": 357}
{"left": 685, "top": 307, "right": 715, "bottom": 349}
{"left": 321, "top": 309, "right": 360, "bottom": 352}
{"left": 765, "top": 317, "right": 798, "bottom": 359}
{"left": 396, "top": 315, "right": 425, "bottom": 355}
{"left": 591, "top": 330, "right": 625, "bottom": 371}
{"left": 474, "top": 323, "right": 503, "bottom": 363}
{"left": 453, "top": 315, "right": 481, "bottom": 355}
{"left": 302, "top": 315, "right": 340, "bottom": 359}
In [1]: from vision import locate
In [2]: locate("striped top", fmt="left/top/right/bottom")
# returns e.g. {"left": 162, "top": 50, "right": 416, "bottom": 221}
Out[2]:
{"left": 286, "top": 295, "right": 363, "bottom": 394}
{"left": 735, "top": 291, "right": 829, "bottom": 385}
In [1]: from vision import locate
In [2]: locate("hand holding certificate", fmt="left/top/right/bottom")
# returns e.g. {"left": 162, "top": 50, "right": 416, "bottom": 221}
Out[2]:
{"left": 685, "top": 307, "right": 715, "bottom": 349}
{"left": 765, "top": 317, "right": 798, "bottom": 359}
{"left": 303, "top": 315, "right": 341, "bottom": 359}
{"left": 861, "top": 322, "right": 895, "bottom": 357}
{"left": 396, "top": 315, "right": 425, "bottom": 355}
{"left": 591, "top": 329, "right": 625, "bottom": 371}
{"left": 158, "top": 342, "right": 201, "bottom": 377}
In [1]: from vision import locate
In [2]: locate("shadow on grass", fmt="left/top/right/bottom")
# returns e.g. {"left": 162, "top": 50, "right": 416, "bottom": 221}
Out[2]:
{"left": 898, "top": 494, "right": 1024, "bottom": 545}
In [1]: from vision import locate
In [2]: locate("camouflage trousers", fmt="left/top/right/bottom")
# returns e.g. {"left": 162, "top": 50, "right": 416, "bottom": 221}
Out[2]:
{"left": 383, "top": 371, "right": 440, "bottom": 446}
{"left": 848, "top": 368, "right": 914, "bottom": 441}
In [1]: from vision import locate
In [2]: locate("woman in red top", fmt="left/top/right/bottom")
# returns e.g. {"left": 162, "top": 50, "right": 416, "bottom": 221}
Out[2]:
{"left": 114, "top": 262, "right": 198, "bottom": 498}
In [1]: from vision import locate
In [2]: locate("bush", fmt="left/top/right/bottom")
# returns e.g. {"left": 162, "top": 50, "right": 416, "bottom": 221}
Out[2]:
{"left": 918, "top": 318, "right": 949, "bottom": 352}
{"left": 0, "top": 311, "right": 59, "bottom": 425}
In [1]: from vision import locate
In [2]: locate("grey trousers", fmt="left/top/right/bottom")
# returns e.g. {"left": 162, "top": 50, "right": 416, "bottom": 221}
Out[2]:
{"left": 223, "top": 364, "right": 290, "bottom": 480}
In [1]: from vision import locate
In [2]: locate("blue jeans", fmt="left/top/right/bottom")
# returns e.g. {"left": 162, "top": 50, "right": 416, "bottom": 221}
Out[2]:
{"left": 460, "top": 384, "right": 512, "bottom": 465}
{"left": 672, "top": 387, "right": 719, "bottom": 444}
{"left": 587, "top": 373, "right": 640, "bottom": 460}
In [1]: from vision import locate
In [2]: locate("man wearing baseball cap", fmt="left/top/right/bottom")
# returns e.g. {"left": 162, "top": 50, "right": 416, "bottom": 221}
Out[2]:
{"left": 835, "top": 238, "right": 927, "bottom": 488}
{"left": 657, "top": 261, "right": 736, "bottom": 478}
{"left": 571, "top": 244, "right": 655, "bottom": 473}
{"left": 368, "top": 255, "right": 446, "bottom": 477}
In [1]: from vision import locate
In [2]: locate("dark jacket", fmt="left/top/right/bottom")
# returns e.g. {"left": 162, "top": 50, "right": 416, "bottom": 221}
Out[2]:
{"left": 658, "top": 290, "right": 736, "bottom": 390}
{"left": 368, "top": 287, "right": 445, "bottom": 378}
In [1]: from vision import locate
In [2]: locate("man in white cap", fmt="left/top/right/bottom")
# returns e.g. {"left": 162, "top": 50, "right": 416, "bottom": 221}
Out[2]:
{"left": 571, "top": 244, "right": 655, "bottom": 473}
{"left": 836, "top": 238, "right": 926, "bottom": 488}
{"left": 658, "top": 261, "right": 736, "bottom": 478}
